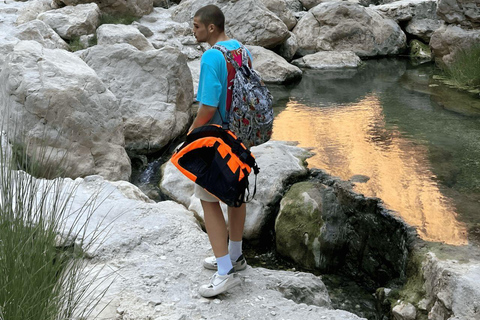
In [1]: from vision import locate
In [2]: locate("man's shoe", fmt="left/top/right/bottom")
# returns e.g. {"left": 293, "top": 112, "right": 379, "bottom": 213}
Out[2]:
{"left": 203, "top": 254, "right": 247, "bottom": 271}
{"left": 198, "top": 269, "right": 241, "bottom": 298}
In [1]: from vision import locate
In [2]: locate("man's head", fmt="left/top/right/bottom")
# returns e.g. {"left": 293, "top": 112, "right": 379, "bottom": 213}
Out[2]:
{"left": 193, "top": 5, "right": 225, "bottom": 44}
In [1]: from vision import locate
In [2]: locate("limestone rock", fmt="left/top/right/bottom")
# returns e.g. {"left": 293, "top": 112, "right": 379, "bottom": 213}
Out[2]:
{"left": 187, "top": 58, "right": 200, "bottom": 97}
{"left": 392, "top": 302, "right": 417, "bottom": 320}
{"left": 437, "top": 0, "right": 480, "bottom": 28}
{"left": 260, "top": 0, "right": 297, "bottom": 30}
{"left": 170, "top": 0, "right": 290, "bottom": 48}
{"left": 14, "top": 19, "right": 70, "bottom": 50}
{"left": 246, "top": 45, "right": 303, "bottom": 84}
{"left": 96, "top": 24, "right": 155, "bottom": 51}
{"left": 53, "top": 0, "right": 153, "bottom": 17}
{"left": 38, "top": 3, "right": 101, "bottom": 40}
{"left": 0, "top": 37, "right": 18, "bottom": 74}
{"left": 276, "top": 31, "right": 299, "bottom": 61}
{"left": 293, "top": 2, "right": 407, "bottom": 57}
{"left": 160, "top": 141, "right": 311, "bottom": 240}
{"left": 429, "top": 24, "right": 480, "bottom": 66}
{"left": 286, "top": 0, "right": 304, "bottom": 12}
{"left": 79, "top": 44, "right": 193, "bottom": 154}
{"left": 16, "top": 0, "right": 55, "bottom": 25}
{"left": 300, "top": 0, "right": 330, "bottom": 10}
{"left": 292, "top": 51, "right": 362, "bottom": 69}
{"left": 109, "top": 180, "right": 155, "bottom": 203}
{"left": 0, "top": 41, "right": 131, "bottom": 181}
{"left": 406, "top": 17, "right": 445, "bottom": 43}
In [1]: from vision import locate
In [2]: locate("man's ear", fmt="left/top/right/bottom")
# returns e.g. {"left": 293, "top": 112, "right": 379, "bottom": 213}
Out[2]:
{"left": 207, "top": 23, "right": 215, "bottom": 33}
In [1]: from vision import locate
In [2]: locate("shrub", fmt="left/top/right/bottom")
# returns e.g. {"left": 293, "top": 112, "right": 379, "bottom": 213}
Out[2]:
{"left": 443, "top": 44, "right": 480, "bottom": 89}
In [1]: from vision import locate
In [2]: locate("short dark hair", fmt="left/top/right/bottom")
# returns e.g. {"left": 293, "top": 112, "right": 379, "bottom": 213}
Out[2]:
{"left": 194, "top": 5, "right": 225, "bottom": 32}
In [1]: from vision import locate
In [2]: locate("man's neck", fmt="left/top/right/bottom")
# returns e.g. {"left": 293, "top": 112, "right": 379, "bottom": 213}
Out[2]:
{"left": 208, "top": 32, "right": 230, "bottom": 47}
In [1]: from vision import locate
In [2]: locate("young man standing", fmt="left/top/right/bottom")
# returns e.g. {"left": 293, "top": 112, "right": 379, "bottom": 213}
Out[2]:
{"left": 190, "top": 5, "right": 251, "bottom": 297}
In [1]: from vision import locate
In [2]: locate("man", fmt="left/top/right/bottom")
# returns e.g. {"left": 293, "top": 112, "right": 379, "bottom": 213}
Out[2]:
{"left": 190, "top": 5, "right": 252, "bottom": 298}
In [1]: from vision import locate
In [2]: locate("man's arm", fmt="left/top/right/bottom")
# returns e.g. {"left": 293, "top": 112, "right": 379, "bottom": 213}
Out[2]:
{"left": 189, "top": 104, "right": 217, "bottom": 131}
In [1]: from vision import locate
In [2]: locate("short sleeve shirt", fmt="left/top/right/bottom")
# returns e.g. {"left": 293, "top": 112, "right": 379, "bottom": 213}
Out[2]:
{"left": 196, "top": 39, "right": 252, "bottom": 125}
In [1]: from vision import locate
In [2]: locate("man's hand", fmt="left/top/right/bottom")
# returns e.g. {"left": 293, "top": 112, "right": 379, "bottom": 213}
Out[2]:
{"left": 189, "top": 104, "right": 217, "bottom": 132}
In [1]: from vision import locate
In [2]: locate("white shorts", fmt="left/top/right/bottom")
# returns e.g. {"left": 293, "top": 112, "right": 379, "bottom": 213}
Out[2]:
{"left": 194, "top": 184, "right": 219, "bottom": 202}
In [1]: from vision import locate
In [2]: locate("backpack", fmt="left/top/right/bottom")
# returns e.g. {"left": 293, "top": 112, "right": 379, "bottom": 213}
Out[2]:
{"left": 212, "top": 44, "right": 274, "bottom": 149}
{"left": 170, "top": 124, "right": 259, "bottom": 207}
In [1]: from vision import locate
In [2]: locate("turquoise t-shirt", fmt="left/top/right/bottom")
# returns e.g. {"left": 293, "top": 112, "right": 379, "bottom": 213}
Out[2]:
{"left": 196, "top": 39, "right": 252, "bottom": 125}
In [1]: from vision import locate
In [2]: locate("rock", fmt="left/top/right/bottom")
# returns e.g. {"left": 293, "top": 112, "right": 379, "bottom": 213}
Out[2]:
{"left": 109, "top": 180, "right": 155, "bottom": 203}
{"left": 293, "top": 2, "right": 406, "bottom": 57}
{"left": 0, "top": 41, "right": 130, "bottom": 181}
{"left": 53, "top": 0, "right": 153, "bottom": 17}
{"left": 160, "top": 141, "right": 311, "bottom": 240}
{"left": 291, "top": 51, "right": 362, "bottom": 69}
{"left": 429, "top": 24, "right": 480, "bottom": 66}
{"left": 79, "top": 44, "right": 193, "bottom": 154}
{"left": 300, "top": 0, "right": 328, "bottom": 10}
{"left": 170, "top": 0, "right": 290, "bottom": 48}
{"left": 187, "top": 58, "right": 200, "bottom": 97}
{"left": 14, "top": 19, "right": 70, "bottom": 50}
{"left": 260, "top": 0, "right": 297, "bottom": 30}
{"left": 96, "top": 24, "right": 155, "bottom": 51}
{"left": 372, "top": 0, "right": 443, "bottom": 42}
{"left": 16, "top": 0, "right": 55, "bottom": 25}
{"left": 409, "top": 39, "right": 432, "bottom": 60}
{"left": 286, "top": 0, "right": 304, "bottom": 12}
{"left": 38, "top": 3, "right": 101, "bottom": 41}
{"left": 0, "top": 37, "right": 18, "bottom": 74}
{"left": 437, "top": 0, "right": 480, "bottom": 28}
{"left": 78, "top": 33, "right": 95, "bottom": 49}
{"left": 274, "top": 172, "right": 414, "bottom": 288}
{"left": 422, "top": 252, "right": 480, "bottom": 320}
{"left": 246, "top": 45, "right": 302, "bottom": 84}
{"left": 392, "top": 302, "right": 416, "bottom": 320}
{"left": 54, "top": 174, "right": 364, "bottom": 320}
{"left": 275, "top": 31, "right": 299, "bottom": 61}
{"left": 133, "top": 22, "right": 154, "bottom": 37}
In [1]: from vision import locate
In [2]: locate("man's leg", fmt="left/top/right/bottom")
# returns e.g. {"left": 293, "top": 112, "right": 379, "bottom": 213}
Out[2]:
{"left": 228, "top": 203, "right": 246, "bottom": 262}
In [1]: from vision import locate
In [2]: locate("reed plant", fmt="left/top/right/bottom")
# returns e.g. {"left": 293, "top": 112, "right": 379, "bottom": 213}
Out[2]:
{"left": 0, "top": 128, "right": 112, "bottom": 320}
{"left": 443, "top": 43, "right": 480, "bottom": 89}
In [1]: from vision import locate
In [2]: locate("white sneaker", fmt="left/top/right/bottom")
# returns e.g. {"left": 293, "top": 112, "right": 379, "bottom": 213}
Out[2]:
{"left": 199, "top": 269, "right": 241, "bottom": 298}
{"left": 203, "top": 254, "right": 247, "bottom": 271}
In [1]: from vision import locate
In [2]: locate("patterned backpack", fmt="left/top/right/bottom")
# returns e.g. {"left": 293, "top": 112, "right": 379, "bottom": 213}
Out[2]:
{"left": 212, "top": 44, "right": 274, "bottom": 149}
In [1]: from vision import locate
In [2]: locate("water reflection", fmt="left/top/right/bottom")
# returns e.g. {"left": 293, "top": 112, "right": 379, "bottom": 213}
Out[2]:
{"left": 273, "top": 94, "right": 468, "bottom": 245}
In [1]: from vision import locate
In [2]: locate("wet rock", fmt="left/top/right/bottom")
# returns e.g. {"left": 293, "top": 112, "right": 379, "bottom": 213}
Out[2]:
{"left": 246, "top": 45, "right": 303, "bottom": 84}
{"left": 392, "top": 302, "right": 416, "bottom": 320}
{"left": 13, "top": 19, "right": 70, "bottom": 50}
{"left": 293, "top": 2, "right": 406, "bottom": 57}
{"left": 170, "top": 0, "right": 290, "bottom": 48}
{"left": 409, "top": 39, "right": 432, "bottom": 60}
{"left": 275, "top": 172, "right": 414, "bottom": 288}
{"left": 291, "top": 51, "right": 362, "bottom": 69}
{"left": 79, "top": 44, "right": 193, "bottom": 154}
{"left": 437, "top": 0, "right": 480, "bottom": 28}
{"left": 0, "top": 41, "right": 131, "bottom": 180}
{"left": 160, "top": 141, "right": 311, "bottom": 240}
{"left": 96, "top": 24, "right": 155, "bottom": 51}
{"left": 429, "top": 24, "right": 480, "bottom": 66}
{"left": 38, "top": 3, "right": 101, "bottom": 40}
{"left": 260, "top": 0, "right": 297, "bottom": 30}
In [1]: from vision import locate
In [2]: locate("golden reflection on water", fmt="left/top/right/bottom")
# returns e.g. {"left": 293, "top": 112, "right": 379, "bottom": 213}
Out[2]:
{"left": 273, "top": 95, "right": 468, "bottom": 245}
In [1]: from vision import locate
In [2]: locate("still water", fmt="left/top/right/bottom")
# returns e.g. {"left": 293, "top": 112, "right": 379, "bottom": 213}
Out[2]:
{"left": 270, "top": 59, "right": 480, "bottom": 246}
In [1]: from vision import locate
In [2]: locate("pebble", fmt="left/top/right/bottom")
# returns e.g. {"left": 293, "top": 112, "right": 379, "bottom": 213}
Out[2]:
{"left": 270, "top": 311, "right": 277, "bottom": 316}
{"left": 213, "top": 299, "right": 222, "bottom": 304}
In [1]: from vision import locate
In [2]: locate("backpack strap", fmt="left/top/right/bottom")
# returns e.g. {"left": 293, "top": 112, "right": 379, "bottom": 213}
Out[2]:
{"left": 212, "top": 44, "right": 243, "bottom": 70}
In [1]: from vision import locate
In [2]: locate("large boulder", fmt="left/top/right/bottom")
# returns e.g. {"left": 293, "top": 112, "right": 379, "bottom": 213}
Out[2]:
{"left": 0, "top": 41, "right": 131, "bottom": 181}
{"left": 293, "top": 2, "right": 407, "bottom": 57}
{"left": 170, "top": 0, "right": 290, "bottom": 48}
{"left": 275, "top": 173, "right": 414, "bottom": 288}
{"left": 437, "top": 0, "right": 480, "bottom": 28}
{"left": 52, "top": 175, "right": 363, "bottom": 320}
{"left": 246, "top": 45, "right": 302, "bottom": 84}
{"left": 260, "top": 0, "right": 297, "bottom": 30}
{"left": 429, "top": 24, "right": 480, "bottom": 66}
{"left": 291, "top": 51, "right": 362, "bottom": 69}
{"left": 53, "top": 0, "right": 153, "bottom": 17}
{"left": 373, "top": 0, "right": 444, "bottom": 43}
{"left": 38, "top": 3, "right": 101, "bottom": 40}
{"left": 79, "top": 44, "right": 193, "bottom": 154}
{"left": 275, "top": 31, "right": 299, "bottom": 61}
{"left": 14, "top": 19, "right": 70, "bottom": 50}
{"left": 96, "top": 24, "right": 155, "bottom": 51}
{"left": 160, "top": 141, "right": 311, "bottom": 240}
{"left": 16, "top": 0, "right": 55, "bottom": 25}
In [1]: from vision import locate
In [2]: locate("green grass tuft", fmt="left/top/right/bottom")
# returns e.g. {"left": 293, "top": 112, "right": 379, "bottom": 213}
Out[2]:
{"left": 99, "top": 12, "right": 139, "bottom": 25}
{"left": 442, "top": 44, "right": 480, "bottom": 89}
{"left": 68, "top": 36, "right": 84, "bottom": 52}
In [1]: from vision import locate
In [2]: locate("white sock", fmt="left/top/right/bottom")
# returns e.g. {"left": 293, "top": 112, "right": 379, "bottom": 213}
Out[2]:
{"left": 229, "top": 240, "right": 242, "bottom": 262}
{"left": 216, "top": 254, "right": 233, "bottom": 276}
